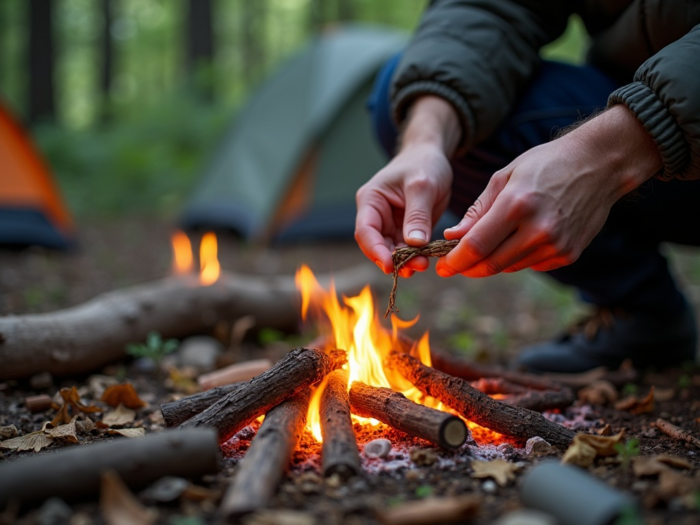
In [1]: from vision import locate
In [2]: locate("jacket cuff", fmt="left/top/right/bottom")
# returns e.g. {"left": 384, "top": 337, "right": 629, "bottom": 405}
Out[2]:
{"left": 608, "top": 82, "right": 689, "bottom": 181}
{"left": 392, "top": 81, "right": 475, "bottom": 157}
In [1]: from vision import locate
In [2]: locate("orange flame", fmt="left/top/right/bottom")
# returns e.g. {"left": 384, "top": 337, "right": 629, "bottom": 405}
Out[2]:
{"left": 199, "top": 232, "right": 221, "bottom": 286}
{"left": 171, "top": 231, "right": 194, "bottom": 275}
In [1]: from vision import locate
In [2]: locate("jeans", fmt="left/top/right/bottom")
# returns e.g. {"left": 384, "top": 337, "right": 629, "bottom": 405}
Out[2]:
{"left": 367, "top": 55, "right": 700, "bottom": 314}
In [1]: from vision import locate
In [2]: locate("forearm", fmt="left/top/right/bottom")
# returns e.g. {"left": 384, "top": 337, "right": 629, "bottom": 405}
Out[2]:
{"left": 399, "top": 96, "right": 461, "bottom": 158}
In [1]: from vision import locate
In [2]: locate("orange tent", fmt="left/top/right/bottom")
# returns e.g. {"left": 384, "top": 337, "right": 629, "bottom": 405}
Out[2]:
{"left": 0, "top": 101, "right": 74, "bottom": 249}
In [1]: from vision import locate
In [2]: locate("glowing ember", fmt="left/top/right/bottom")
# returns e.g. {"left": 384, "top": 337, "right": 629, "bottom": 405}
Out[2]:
{"left": 199, "top": 232, "right": 221, "bottom": 286}
{"left": 171, "top": 231, "right": 194, "bottom": 275}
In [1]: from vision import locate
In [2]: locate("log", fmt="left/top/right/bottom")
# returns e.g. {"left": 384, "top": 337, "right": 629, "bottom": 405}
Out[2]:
{"left": 218, "top": 389, "right": 311, "bottom": 520}
{"left": 0, "top": 264, "right": 379, "bottom": 380}
{"left": 180, "top": 347, "right": 346, "bottom": 442}
{"left": 198, "top": 358, "right": 272, "bottom": 390}
{"left": 161, "top": 383, "right": 243, "bottom": 427}
{"left": 656, "top": 418, "right": 700, "bottom": 449}
{"left": 501, "top": 388, "right": 575, "bottom": 412}
{"left": 386, "top": 352, "right": 575, "bottom": 450}
{"left": 349, "top": 381, "right": 468, "bottom": 450}
{"left": 0, "top": 428, "right": 220, "bottom": 507}
{"left": 320, "top": 369, "right": 361, "bottom": 480}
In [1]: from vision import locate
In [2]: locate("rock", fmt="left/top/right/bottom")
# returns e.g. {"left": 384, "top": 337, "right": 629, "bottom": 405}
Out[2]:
{"left": 140, "top": 476, "right": 189, "bottom": 502}
{"left": 177, "top": 336, "right": 224, "bottom": 372}
{"left": 498, "top": 443, "right": 515, "bottom": 458}
{"left": 525, "top": 437, "right": 554, "bottom": 456}
{"left": 0, "top": 425, "right": 19, "bottom": 440}
{"left": 37, "top": 497, "right": 72, "bottom": 525}
{"left": 410, "top": 448, "right": 438, "bottom": 467}
{"left": 494, "top": 509, "right": 557, "bottom": 525}
{"left": 364, "top": 438, "right": 392, "bottom": 459}
{"left": 30, "top": 372, "right": 54, "bottom": 390}
{"left": 482, "top": 480, "right": 497, "bottom": 494}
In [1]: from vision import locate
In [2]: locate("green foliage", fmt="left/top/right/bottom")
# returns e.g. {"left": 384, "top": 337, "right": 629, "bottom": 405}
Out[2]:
{"left": 126, "top": 331, "right": 179, "bottom": 364}
{"left": 257, "top": 327, "right": 287, "bottom": 346}
{"left": 615, "top": 438, "right": 640, "bottom": 480}
{"left": 613, "top": 504, "right": 644, "bottom": 525}
{"left": 621, "top": 383, "right": 638, "bottom": 397}
{"left": 414, "top": 485, "right": 433, "bottom": 498}
{"left": 448, "top": 331, "right": 478, "bottom": 358}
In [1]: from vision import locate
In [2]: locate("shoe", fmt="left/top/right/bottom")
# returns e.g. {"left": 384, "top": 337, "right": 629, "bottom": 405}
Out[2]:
{"left": 515, "top": 300, "right": 698, "bottom": 374}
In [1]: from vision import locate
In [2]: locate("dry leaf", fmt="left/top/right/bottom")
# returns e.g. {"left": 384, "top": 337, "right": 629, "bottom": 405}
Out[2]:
{"left": 107, "top": 428, "right": 146, "bottom": 438}
{"left": 76, "top": 417, "right": 96, "bottom": 435}
{"left": 377, "top": 496, "right": 480, "bottom": 525}
{"left": 102, "top": 404, "right": 136, "bottom": 427}
{"left": 0, "top": 425, "right": 19, "bottom": 440}
{"left": 657, "top": 469, "right": 698, "bottom": 501}
{"left": 577, "top": 380, "right": 618, "bottom": 406}
{"left": 596, "top": 424, "right": 613, "bottom": 436}
{"left": 51, "top": 386, "right": 101, "bottom": 425}
{"left": 633, "top": 454, "right": 693, "bottom": 477}
{"left": 100, "top": 470, "right": 156, "bottom": 525}
{"left": 0, "top": 431, "right": 53, "bottom": 452}
{"left": 561, "top": 432, "right": 625, "bottom": 467}
{"left": 101, "top": 384, "right": 146, "bottom": 409}
{"left": 87, "top": 375, "right": 120, "bottom": 398}
{"left": 614, "top": 386, "right": 654, "bottom": 414}
{"left": 44, "top": 417, "right": 79, "bottom": 443}
{"left": 470, "top": 459, "right": 520, "bottom": 486}
{"left": 166, "top": 367, "right": 199, "bottom": 395}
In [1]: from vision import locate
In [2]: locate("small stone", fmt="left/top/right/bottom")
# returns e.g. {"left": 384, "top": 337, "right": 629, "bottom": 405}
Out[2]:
{"left": 525, "top": 436, "right": 554, "bottom": 456}
{"left": 497, "top": 443, "right": 515, "bottom": 457}
{"left": 177, "top": 336, "right": 224, "bottom": 372}
{"left": 325, "top": 473, "right": 342, "bottom": 489}
{"left": 37, "top": 497, "right": 71, "bottom": 525}
{"left": 140, "top": 476, "right": 189, "bottom": 502}
{"left": 364, "top": 438, "right": 392, "bottom": 459}
{"left": 410, "top": 448, "right": 437, "bottom": 467}
{"left": 494, "top": 509, "right": 557, "bottom": 525}
{"left": 482, "top": 480, "right": 497, "bottom": 494}
{"left": 30, "top": 372, "right": 54, "bottom": 390}
{"left": 0, "top": 425, "right": 19, "bottom": 440}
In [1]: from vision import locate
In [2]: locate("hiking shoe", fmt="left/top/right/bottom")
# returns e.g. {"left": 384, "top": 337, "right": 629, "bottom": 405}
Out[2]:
{"left": 515, "top": 301, "right": 698, "bottom": 374}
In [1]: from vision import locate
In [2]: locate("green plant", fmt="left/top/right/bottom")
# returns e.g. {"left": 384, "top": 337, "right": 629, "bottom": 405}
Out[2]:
{"left": 621, "top": 383, "right": 638, "bottom": 397}
{"left": 613, "top": 503, "right": 644, "bottom": 525}
{"left": 615, "top": 438, "right": 640, "bottom": 482}
{"left": 126, "top": 331, "right": 179, "bottom": 364}
{"left": 414, "top": 485, "right": 433, "bottom": 498}
{"left": 448, "top": 331, "right": 477, "bottom": 358}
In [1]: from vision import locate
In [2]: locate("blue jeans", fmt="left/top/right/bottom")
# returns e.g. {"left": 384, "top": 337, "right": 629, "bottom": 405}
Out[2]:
{"left": 367, "top": 55, "right": 700, "bottom": 314}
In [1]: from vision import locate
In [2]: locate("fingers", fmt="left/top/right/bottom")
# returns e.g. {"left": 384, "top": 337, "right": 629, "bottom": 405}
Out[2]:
{"left": 355, "top": 194, "right": 394, "bottom": 273}
{"left": 402, "top": 176, "right": 435, "bottom": 246}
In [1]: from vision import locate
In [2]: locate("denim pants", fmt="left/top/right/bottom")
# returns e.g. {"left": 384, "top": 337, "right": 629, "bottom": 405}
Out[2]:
{"left": 367, "top": 55, "right": 700, "bottom": 314}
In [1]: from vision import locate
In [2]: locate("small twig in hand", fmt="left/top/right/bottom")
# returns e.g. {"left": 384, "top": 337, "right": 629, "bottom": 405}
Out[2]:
{"left": 385, "top": 240, "right": 459, "bottom": 318}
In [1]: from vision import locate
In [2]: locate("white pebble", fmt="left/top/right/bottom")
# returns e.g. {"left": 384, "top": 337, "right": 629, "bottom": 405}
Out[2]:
{"left": 482, "top": 480, "right": 498, "bottom": 493}
{"left": 364, "top": 438, "right": 392, "bottom": 459}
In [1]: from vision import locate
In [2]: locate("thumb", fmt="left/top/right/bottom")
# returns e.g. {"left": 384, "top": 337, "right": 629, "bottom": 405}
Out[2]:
{"left": 402, "top": 181, "right": 435, "bottom": 246}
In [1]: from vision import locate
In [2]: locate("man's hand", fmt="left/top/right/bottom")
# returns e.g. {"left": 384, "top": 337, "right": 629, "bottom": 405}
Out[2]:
{"left": 436, "top": 105, "right": 663, "bottom": 277}
{"left": 355, "top": 96, "right": 461, "bottom": 276}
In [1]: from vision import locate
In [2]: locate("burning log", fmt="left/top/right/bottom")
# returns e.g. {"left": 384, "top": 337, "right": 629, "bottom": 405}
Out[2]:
{"left": 0, "top": 264, "right": 378, "bottom": 380}
{"left": 349, "top": 381, "right": 469, "bottom": 450}
{"left": 218, "top": 389, "right": 311, "bottom": 520}
{"left": 320, "top": 369, "right": 361, "bottom": 480}
{"left": 161, "top": 383, "right": 243, "bottom": 427}
{"left": 180, "top": 347, "right": 346, "bottom": 442}
{"left": 386, "top": 352, "right": 575, "bottom": 450}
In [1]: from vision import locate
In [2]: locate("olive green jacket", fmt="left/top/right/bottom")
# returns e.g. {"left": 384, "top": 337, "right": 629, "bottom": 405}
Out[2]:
{"left": 392, "top": 0, "right": 700, "bottom": 180}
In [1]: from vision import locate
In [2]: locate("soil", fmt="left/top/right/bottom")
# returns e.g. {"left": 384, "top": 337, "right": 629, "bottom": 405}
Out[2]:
{"left": 1, "top": 216, "right": 699, "bottom": 524}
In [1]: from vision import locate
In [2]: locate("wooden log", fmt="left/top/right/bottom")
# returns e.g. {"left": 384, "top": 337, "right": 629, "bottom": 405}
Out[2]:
{"left": 501, "top": 388, "right": 575, "bottom": 412}
{"left": 180, "top": 347, "right": 346, "bottom": 442}
{"left": 218, "top": 389, "right": 311, "bottom": 520}
{"left": 198, "top": 358, "right": 272, "bottom": 390}
{"left": 656, "top": 418, "right": 700, "bottom": 449}
{"left": 386, "top": 352, "right": 575, "bottom": 450}
{"left": 161, "top": 383, "right": 243, "bottom": 427}
{"left": 320, "top": 369, "right": 361, "bottom": 480}
{"left": 0, "top": 428, "right": 220, "bottom": 508}
{"left": 0, "top": 264, "right": 378, "bottom": 380}
{"left": 349, "top": 381, "right": 468, "bottom": 450}
{"left": 470, "top": 378, "right": 529, "bottom": 395}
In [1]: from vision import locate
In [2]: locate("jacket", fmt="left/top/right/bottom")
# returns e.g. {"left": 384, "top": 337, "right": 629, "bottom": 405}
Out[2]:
{"left": 391, "top": 0, "right": 700, "bottom": 181}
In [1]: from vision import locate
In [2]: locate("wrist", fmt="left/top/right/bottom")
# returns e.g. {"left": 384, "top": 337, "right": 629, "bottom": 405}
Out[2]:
{"left": 400, "top": 96, "right": 461, "bottom": 157}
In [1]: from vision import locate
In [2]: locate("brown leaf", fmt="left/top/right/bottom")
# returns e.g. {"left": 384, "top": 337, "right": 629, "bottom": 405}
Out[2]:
{"left": 615, "top": 387, "right": 654, "bottom": 414}
{"left": 100, "top": 470, "right": 156, "bottom": 525}
{"left": 44, "top": 417, "right": 79, "bottom": 443}
{"left": 561, "top": 432, "right": 625, "bottom": 467}
{"left": 101, "top": 384, "right": 146, "bottom": 409}
{"left": 107, "top": 428, "right": 146, "bottom": 438}
{"left": 377, "top": 496, "right": 480, "bottom": 525}
{"left": 656, "top": 469, "right": 699, "bottom": 501}
{"left": 0, "top": 431, "right": 53, "bottom": 452}
{"left": 578, "top": 380, "right": 618, "bottom": 406}
{"left": 51, "top": 386, "right": 101, "bottom": 425}
{"left": 470, "top": 459, "right": 520, "bottom": 486}
{"left": 102, "top": 404, "right": 136, "bottom": 427}
{"left": 633, "top": 454, "right": 693, "bottom": 477}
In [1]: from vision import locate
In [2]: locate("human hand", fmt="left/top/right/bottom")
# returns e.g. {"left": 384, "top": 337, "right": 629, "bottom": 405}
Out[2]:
{"left": 436, "top": 105, "right": 662, "bottom": 277}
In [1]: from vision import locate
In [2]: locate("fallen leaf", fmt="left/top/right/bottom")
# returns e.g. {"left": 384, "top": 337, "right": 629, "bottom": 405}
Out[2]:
{"left": 377, "top": 496, "right": 480, "bottom": 525}
{"left": 166, "top": 367, "right": 199, "bottom": 395}
{"left": 107, "top": 428, "right": 146, "bottom": 438}
{"left": 100, "top": 470, "right": 156, "bottom": 525}
{"left": 87, "top": 375, "right": 120, "bottom": 399}
{"left": 633, "top": 454, "right": 693, "bottom": 477}
{"left": 470, "top": 459, "right": 520, "bottom": 486}
{"left": 596, "top": 424, "right": 613, "bottom": 436}
{"left": 656, "top": 469, "right": 698, "bottom": 502}
{"left": 578, "top": 380, "right": 618, "bottom": 406}
{"left": 0, "top": 431, "right": 53, "bottom": 452}
{"left": 102, "top": 404, "right": 136, "bottom": 427}
{"left": 615, "top": 386, "right": 654, "bottom": 414}
{"left": 44, "top": 416, "right": 79, "bottom": 443}
{"left": 101, "top": 384, "right": 146, "bottom": 409}
{"left": 0, "top": 425, "right": 18, "bottom": 440}
{"left": 76, "top": 417, "right": 96, "bottom": 435}
{"left": 51, "top": 386, "right": 101, "bottom": 425}
{"left": 561, "top": 432, "right": 625, "bottom": 467}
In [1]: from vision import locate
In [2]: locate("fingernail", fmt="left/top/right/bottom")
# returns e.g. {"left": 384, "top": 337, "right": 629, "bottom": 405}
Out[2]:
{"left": 375, "top": 260, "right": 384, "bottom": 272}
{"left": 408, "top": 230, "right": 426, "bottom": 242}
{"left": 437, "top": 267, "right": 452, "bottom": 278}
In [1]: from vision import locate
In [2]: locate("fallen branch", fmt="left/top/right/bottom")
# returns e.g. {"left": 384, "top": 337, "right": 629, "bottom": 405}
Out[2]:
{"left": 656, "top": 418, "right": 700, "bottom": 449}
{"left": 320, "top": 369, "right": 361, "bottom": 480}
{"left": 161, "top": 383, "right": 243, "bottom": 427}
{"left": 386, "top": 352, "right": 575, "bottom": 450}
{"left": 0, "top": 264, "right": 378, "bottom": 380}
{"left": 501, "top": 388, "right": 575, "bottom": 412}
{"left": 0, "top": 428, "right": 219, "bottom": 508}
{"left": 349, "top": 381, "right": 468, "bottom": 450}
{"left": 180, "top": 348, "right": 346, "bottom": 442}
{"left": 218, "top": 390, "right": 311, "bottom": 520}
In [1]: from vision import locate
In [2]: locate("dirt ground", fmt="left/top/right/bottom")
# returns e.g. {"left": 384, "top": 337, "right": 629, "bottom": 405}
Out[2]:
{"left": 1, "top": 216, "right": 699, "bottom": 524}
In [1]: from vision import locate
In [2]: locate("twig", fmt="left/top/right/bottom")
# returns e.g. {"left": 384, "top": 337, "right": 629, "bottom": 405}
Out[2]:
{"left": 656, "top": 418, "right": 700, "bottom": 449}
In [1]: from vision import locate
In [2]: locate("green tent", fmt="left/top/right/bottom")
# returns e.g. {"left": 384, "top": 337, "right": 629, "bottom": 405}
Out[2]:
{"left": 181, "top": 25, "right": 407, "bottom": 243}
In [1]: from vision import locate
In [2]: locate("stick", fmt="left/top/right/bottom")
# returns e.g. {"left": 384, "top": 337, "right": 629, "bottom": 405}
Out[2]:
{"left": 500, "top": 389, "right": 575, "bottom": 412}
{"left": 180, "top": 348, "right": 346, "bottom": 442}
{"left": 0, "top": 264, "right": 378, "bottom": 380}
{"left": 656, "top": 418, "right": 700, "bottom": 449}
{"left": 218, "top": 389, "right": 311, "bottom": 520}
{"left": 349, "top": 381, "right": 468, "bottom": 450}
{"left": 0, "top": 429, "right": 220, "bottom": 508}
{"left": 386, "top": 352, "right": 575, "bottom": 450}
{"left": 198, "top": 358, "right": 272, "bottom": 391}
{"left": 320, "top": 369, "right": 361, "bottom": 480}
{"left": 161, "top": 383, "right": 243, "bottom": 427}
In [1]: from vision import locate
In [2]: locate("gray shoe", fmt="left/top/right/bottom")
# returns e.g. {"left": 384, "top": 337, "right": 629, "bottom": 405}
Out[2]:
{"left": 516, "top": 301, "right": 698, "bottom": 374}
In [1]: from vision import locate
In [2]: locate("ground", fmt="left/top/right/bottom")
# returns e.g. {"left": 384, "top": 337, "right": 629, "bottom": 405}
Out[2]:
{"left": 1, "top": 216, "right": 699, "bottom": 524}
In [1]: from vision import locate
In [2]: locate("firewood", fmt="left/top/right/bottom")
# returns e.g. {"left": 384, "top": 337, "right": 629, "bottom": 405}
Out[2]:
{"left": 161, "top": 383, "right": 243, "bottom": 427}
{"left": 320, "top": 369, "right": 361, "bottom": 480}
{"left": 180, "top": 347, "right": 346, "bottom": 442}
{"left": 218, "top": 389, "right": 311, "bottom": 520}
{"left": 198, "top": 358, "right": 272, "bottom": 390}
{"left": 0, "top": 428, "right": 220, "bottom": 507}
{"left": 386, "top": 352, "right": 575, "bottom": 450}
{"left": 349, "top": 381, "right": 468, "bottom": 450}
{"left": 501, "top": 389, "right": 575, "bottom": 412}
{"left": 0, "top": 264, "right": 378, "bottom": 380}
{"left": 656, "top": 418, "right": 700, "bottom": 449}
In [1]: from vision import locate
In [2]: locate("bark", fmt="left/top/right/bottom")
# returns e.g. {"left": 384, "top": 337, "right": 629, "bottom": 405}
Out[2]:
{"left": 500, "top": 388, "right": 575, "bottom": 412}
{"left": 161, "top": 383, "right": 243, "bottom": 428}
{"left": 0, "top": 429, "right": 220, "bottom": 507}
{"left": 180, "top": 348, "right": 346, "bottom": 442}
{"left": 0, "top": 265, "right": 378, "bottom": 380}
{"left": 386, "top": 352, "right": 575, "bottom": 450}
{"left": 349, "top": 381, "right": 469, "bottom": 450}
{"left": 656, "top": 418, "right": 700, "bottom": 449}
{"left": 218, "top": 390, "right": 311, "bottom": 520}
{"left": 320, "top": 369, "right": 361, "bottom": 480}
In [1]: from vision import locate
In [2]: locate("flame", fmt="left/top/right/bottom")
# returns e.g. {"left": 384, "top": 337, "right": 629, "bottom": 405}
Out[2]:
{"left": 199, "top": 232, "right": 221, "bottom": 286}
{"left": 171, "top": 231, "right": 194, "bottom": 275}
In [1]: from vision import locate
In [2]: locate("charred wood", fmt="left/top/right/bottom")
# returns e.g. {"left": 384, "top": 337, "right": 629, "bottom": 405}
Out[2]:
{"left": 161, "top": 383, "right": 243, "bottom": 427}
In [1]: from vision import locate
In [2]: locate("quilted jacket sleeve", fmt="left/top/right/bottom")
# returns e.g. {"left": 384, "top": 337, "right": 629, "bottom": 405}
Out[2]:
{"left": 391, "top": 0, "right": 576, "bottom": 155}
{"left": 608, "top": 24, "right": 700, "bottom": 181}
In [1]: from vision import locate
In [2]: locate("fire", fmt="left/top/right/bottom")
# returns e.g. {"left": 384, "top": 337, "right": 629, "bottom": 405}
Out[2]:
{"left": 170, "top": 231, "right": 221, "bottom": 286}
{"left": 171, "top": 231, "right": 194, "bottom": 275}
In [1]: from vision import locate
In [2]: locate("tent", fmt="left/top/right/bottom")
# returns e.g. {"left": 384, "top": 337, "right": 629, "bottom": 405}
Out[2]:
{"left": 0, "top": 102, "right": 74, "bottom": 249}
{"left": 181, "top": 25, "right": 408, "bottom": 244}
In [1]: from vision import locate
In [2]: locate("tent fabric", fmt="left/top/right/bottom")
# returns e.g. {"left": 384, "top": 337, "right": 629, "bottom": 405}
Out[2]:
{"left": 0, "top": 101, "right": 74, "bottom": 249}
{"left": 181, "top": 25, "right": 409, "bottom": 244}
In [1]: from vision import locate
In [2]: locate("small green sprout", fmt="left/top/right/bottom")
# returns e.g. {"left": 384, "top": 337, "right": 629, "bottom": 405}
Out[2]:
{"left": 415, "top": 485, "right": 433, "bottom": 498}
{"left": 615, "top": 438, "right": 640, "bottom": 482}
{"left": 621, "top": 383, "right": 638, "bottom": 397}
{"left": 126, "top": 331, "right": 179, "bottom": 365}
